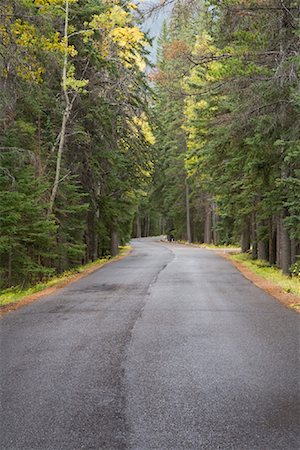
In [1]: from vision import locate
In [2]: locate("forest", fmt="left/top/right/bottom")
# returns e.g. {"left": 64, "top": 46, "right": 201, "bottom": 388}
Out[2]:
{"left": 0, "top": 0, "right": 299, "bottom": 291}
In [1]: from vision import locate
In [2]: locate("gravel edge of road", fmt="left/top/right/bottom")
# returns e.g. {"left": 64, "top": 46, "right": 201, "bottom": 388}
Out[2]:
{"left": 0, "top": 247, "right": 133, "bottom": 316}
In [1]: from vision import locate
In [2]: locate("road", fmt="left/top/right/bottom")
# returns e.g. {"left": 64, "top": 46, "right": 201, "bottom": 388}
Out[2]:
{"left": 1, "top": 238, "right": 299, "bottom": 450}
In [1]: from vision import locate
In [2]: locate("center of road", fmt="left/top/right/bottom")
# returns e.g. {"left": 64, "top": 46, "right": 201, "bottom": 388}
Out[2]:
{"left": 1, "top": 238, "right": 299, "bottom": 449}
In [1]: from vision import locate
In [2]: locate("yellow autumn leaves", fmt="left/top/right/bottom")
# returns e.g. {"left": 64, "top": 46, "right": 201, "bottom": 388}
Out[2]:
{"left": 132, "top": 114, "right": 156, "bottom": 146}
{"left": 88, "top": 3, "right": 147, "bottom": 70}
{"left": 1, "top": 1, "right": 147, "bottom": 82}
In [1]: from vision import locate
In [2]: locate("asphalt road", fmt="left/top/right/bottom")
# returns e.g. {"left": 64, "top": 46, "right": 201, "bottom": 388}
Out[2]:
{"left": 1, "top": 238, "right": 299, "bottom": 450}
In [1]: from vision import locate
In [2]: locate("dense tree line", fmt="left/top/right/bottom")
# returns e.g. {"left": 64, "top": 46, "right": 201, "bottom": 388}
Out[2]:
{"left": 1, "top": 0, "right": 299, "bottom": 290}
{"left": 0, "top": 0, "right": 154, "bottom": 288}
{"left": 148, "top": 0, "right": 300, "bottom": 274}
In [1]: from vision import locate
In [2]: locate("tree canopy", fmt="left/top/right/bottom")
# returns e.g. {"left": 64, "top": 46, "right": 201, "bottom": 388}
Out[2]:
{"left": 148, "top": 0, "right": 299, "bottom": 274}
{"left": 0, "top": 0, "right": 153, "bottom": 287}
{"left": 0, "top": 0, "right": 299, "bottom": 289}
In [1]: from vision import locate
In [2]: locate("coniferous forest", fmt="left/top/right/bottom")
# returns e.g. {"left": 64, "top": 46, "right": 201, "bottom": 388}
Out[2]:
{"left": 0, "top": 0, "right": 299, "bottom": 290}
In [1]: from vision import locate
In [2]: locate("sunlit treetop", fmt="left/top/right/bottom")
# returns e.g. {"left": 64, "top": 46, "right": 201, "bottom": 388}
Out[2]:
{"left": 88, "top": 2, "right": 147, "bottom": 70}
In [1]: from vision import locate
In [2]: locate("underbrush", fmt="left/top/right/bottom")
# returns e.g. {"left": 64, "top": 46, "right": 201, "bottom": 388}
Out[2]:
{"left": 0, "top": 246, "right": 131, "bottom": 307}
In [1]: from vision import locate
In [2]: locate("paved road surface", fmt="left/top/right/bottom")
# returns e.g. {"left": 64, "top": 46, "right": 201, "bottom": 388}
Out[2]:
{"left": 1, "top": 238, "right": 299, "bottom": 449}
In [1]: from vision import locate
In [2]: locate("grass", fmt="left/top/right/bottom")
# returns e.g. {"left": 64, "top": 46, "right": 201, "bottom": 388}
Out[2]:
{"left": 176, "top": 240, "right": 240, "bottom": 250}
{"left": 0, "top": 245, "right": 131, "bottom": 308}
{"left": 201, "top": 243, "right": 240, "bottom": 250}
{"left": 230, "top": 253, "right": 300, "bottom": 298}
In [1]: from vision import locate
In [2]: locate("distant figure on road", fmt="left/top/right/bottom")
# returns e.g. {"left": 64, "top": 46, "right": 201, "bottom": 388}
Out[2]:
{"left": 167, "top": 234, "right": 175, "bottom": 242}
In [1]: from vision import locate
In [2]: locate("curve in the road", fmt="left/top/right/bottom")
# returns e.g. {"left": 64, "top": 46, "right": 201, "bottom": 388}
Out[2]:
{"left": 1, "top": 238, "right": 299, "bottom": 450}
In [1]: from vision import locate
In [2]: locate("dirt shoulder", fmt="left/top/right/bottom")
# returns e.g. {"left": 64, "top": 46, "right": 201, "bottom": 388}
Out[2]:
{"left": 0, "top": 248, "right": 132, "bottom": 315}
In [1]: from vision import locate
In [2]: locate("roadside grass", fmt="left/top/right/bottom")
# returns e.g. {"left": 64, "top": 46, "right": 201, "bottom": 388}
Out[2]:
{"left": 0, "top": 246, "right": 131, "bottom": 308}
{"left": 202, "top": 243, "right": 240, "bottom": 250}
{"left": 230, "top": 253, "right": 300, "bottom": 300}
{"left": 176, "top": 240, "right": 240, "bottom": 250}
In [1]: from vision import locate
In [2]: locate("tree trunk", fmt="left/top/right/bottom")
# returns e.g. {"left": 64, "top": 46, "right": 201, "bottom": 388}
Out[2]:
{"left": 257, "top": 240, "right": 268, "bottom": 261}
{"left": 212, "top": 202, "right": 219, "bottom": 245}
{"left": 84, "top": 230, "right": 89, "bottom": 264}
{"left": 185, "top": 178, "right": 192, "bottom": 243}
{"left": 48, "top": 0, "right": 70, "bottom": 216}
{"left": 251, "top": 212, "right": 257, "bottom": 259}
{"left": 241, "top": 219, "right": 251, "bottom": 253}
{"left": 280, "top": 209, "right": 291, "bottom": 275}
{"left": 159, "top": 215, "right": 162, "bottom": 236}
{"left": 276, "top": 217, "right": 281, "bottom": 268}
{"left": 86, "top": 207, "right": 99, "bottom": 261}
{"left": 291, "top": 239, "right": 297, "bottom": 265}
{"left": 162, "top": 216, "right": 166, "bottom": 235}
{"left": 204, "top": 200, "right": 212, "bottom": 245}
{"left": 257, "top": 219, "right": 268, "bottom": 260}
{"left": 92, "top": 208, "right": 99, "bottom": 261}
{"left": 136, "top": 215, "right": 142, "bottom": 238}
{"left": 48, "top": 109, "right": 69, "bottom": 215}
{"left": 268, "top": 217, "right": 276, "bottom": 265}
{"left": 147, "top": 213, "right": 151, "bottom": 237}
{"left": 110, "top": 230, "right": 119, "bottom": 257}
{"left": 191, "top": 218, "right": 197, "bottom": 243}
{"left": 280, "top": 148, "right": 292, "bottom": 274}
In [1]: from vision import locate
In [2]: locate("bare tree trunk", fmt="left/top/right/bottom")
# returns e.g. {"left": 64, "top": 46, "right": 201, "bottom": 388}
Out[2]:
{"left": 291, "top": 238, "right": 297, "bottom": 265}
{"left": 279, "top": 3, "right": 293, "bottom": 274}
{"left": 144, "top": 216, "right": 147, "bottom": 237}
{"left": 147, "top": 213, "right": 151, "bottom": 237}
{"left": 48, "top": 0, "right": 70, "bottom": 216}
{"left": 204, "top": 198, "right": 212, "bottom": 244}
{"left": 159, "top": 215, "right": 162, "bottom": 235}
{"left": 192, "top": 219, "right": 196, "bottom": 243}
{"left": 276, "top": 216, "right": 281, "bottom": 268}
{"left": 92, "top": 208, "right": 99, "bottom": 261}
{"left": 257, "top": 240, "right": 268, "bottom": 261}
{"left": 110, "top": 230, "right": 119, "bottom": 257}
{"left": 48, "top": 111, "right": 70, "bottom": 215}
{"left": 84, "top": 230, "right": 89, "bottom": 264}
{"left": 269, "top": 217, "right": 276, "bottom": 265}
{"left": 251, "top": 212, "right": 257, "bottom": 259}
{"left": 241, "top": 219, "right": 251, "bottom": 253}
{"left": 281, "top": 209, "right": 291, "bottom": 275}
{"left": 136, "top": 215, "right": 142, "bottom": 238}
{"left": 257, "top": 218, "right": 268, "bottom": 260}
{"left": 212, "top": 202, "right": 219, "bottom": 245}
{"left": 162, "top": 216, "right": 166, "bottom": 235}
{"left": 185, "top": 178, "right": 192, "bottom": 243}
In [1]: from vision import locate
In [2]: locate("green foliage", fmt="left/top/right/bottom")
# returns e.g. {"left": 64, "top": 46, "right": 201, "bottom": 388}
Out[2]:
{"left": 290, "top": 261, "right": 300, "bottom": 279}
{"left": 149, "top": 0, "right": 299, "bottom": 268}
{"left": 0, "top": 0, "right": 153, "bottom": 288}
{"left": 0, "top": 152, "right": 57, "bottom": 288}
